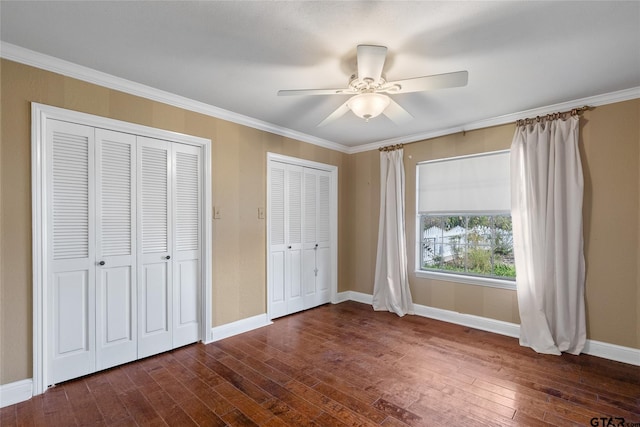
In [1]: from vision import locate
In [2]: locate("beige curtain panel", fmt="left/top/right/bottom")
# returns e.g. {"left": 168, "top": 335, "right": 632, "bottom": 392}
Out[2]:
{"left": 373, "top": 148, "right": 414, "bottom": 317}
{"left": 511, "top": 115, "right": 586, "bottom": 355}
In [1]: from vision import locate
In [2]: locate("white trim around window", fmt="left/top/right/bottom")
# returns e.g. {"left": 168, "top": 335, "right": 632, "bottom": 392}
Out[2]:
{"left": 414, "top": 269, "right": 516, "bottom": 290}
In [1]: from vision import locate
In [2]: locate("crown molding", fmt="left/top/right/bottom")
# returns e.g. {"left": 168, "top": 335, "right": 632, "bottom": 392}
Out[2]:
{"left": 0, "top": 42, "right": 349, "bottom": 154}
{"left": 3, "top": 42, "right": 638, "bottom": 156}
{"left": 347, "top": 86, "right": 640, "bottom": 154}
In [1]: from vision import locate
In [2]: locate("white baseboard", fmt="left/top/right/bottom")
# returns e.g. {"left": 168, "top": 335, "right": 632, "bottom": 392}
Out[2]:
{"left": 335, "top": 292, "right": 640, "bottom": 366}
{"left": 412, "top": 304, "right": 521, "bottom": 338}
{"left": 583, "top": 339, "right": 640, "bottom": 366}
{"left": 345, "top": 291, "right": 373, "bottom": 305}
{"left": 0, "top": 379, "right": 32, "bottom": 408}
{"left": 208, "top": 313, "right": 272, "bottom": 343}
{"left": 333, "top": 291, "right": 351, "bottom": 304}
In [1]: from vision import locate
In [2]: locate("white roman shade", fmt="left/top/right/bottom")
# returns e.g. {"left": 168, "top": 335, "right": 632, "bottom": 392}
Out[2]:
{"left": 417, "top": 150, "right": 511, "bottom": 214}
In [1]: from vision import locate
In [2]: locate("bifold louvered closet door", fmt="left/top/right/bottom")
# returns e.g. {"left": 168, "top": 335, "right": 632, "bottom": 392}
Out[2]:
{"left": 268, "top": 160, "right": 333, "bottom": 319}
{"left": 47, "top": 119, "right": 202, "bottom": 385}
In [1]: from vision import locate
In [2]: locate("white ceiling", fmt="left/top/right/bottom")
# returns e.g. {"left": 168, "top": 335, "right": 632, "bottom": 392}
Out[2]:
{"left": 2, "top": 1, "right": 639, "bottom": 150}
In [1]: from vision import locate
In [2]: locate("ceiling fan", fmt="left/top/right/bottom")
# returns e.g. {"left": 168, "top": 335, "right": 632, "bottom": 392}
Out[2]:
{"left": 278, "top": 45, "right": 469, "bottom": 127}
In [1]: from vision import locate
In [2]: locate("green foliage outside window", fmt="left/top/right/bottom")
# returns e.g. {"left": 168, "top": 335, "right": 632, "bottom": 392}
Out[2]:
{"left": 420, "top": 214, "right": 516, "bottom": 280}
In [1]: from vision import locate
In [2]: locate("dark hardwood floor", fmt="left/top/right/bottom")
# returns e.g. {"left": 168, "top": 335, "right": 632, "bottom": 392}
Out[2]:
{"left": 2, "top": 301, "right": 639, "bottom": 426}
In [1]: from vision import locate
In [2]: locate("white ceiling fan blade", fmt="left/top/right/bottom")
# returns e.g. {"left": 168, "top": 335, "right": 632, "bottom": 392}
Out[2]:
{"left": 388, "top": 71, "right": 468, "bottom": 93}
{"left": 357, "top": 45, "right": 387, "bottom": 84}
{"left": 278, "top": 88, "right": 352, "bottom": 96}
{"left": 383, "top": 98, "right": 413, "bottom": 125}
{"left": 317, "top": 100, "right": 351, "bottom": 127}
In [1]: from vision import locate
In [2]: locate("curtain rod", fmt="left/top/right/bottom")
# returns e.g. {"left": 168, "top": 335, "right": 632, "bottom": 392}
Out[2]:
{"left": 516, "top": 105, "right": 590, "bottom": 127}
{"left": 379, "top": 143, "right": 404, "bottom": 152}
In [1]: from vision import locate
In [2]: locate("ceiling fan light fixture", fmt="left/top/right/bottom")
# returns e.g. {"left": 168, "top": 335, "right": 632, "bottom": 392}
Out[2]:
{"left": 347, "top": 93, "right": 390, "bottom": 121}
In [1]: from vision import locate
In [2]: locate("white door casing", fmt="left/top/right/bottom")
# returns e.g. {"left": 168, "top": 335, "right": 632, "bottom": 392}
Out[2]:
{"left": 32, "top": 103, "right": 213, "bottom": 395}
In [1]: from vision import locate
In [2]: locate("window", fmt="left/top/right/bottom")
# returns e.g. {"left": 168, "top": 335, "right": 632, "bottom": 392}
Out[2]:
{"left": 416, "top": 151, "right": 515, "bottom": 287}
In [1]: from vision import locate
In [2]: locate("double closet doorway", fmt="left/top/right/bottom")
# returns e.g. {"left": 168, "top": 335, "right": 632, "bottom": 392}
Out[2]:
{"left": 32, "top": 104, "right": 212, "bottom": 393}
{"left": 267, "top": 153, "right": 338, "bottom": 320}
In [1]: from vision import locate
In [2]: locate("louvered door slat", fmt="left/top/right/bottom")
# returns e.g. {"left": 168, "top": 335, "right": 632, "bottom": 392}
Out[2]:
{"left": 175, "top": 151, "right": 200, "bottom": 251}
{"left": 52, "top": 131, "right": 90, "bottom": 260}
{"left": 318, "top": 173, "right": 331, "bottom": 243}
{"left": 288, "top": 168, "right": 302, "bottom": 245}
{"left": 270, "top": 166, "right": 285, "bottom": 246}
{"left": 140, "top": 146, "right": 168, "bottom": 254}
{"left": 304, "top": 171, "right": 317, "bottom": 244}
{"left": 100, "top": 140, "right": 133, "bottom": 256}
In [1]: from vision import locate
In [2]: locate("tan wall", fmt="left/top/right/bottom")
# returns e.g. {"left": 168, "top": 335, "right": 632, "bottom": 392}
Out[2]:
{"left": 349, "top": 100, "right": 640, "bottom": 349}
{"left": 579, "top": 100, "right": 639, "bottom": 348}
{"left": 0, "top": 59, "right": 350, "bottom": 384}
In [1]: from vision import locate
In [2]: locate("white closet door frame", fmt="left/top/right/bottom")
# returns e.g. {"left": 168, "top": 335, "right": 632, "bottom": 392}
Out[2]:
{"left": 266, "top": 153, "right": 338, "bottom": 321}
{"left": 31, "top": 103, "right": 213, "bottom": 395}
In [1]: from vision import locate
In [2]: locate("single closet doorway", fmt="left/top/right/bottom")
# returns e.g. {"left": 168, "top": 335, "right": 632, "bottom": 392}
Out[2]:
{"left": 266, "top": 153, "right": 338, "bottom": 320}
{"left": 32, "top": 104, "right": 212, "bottom": 394}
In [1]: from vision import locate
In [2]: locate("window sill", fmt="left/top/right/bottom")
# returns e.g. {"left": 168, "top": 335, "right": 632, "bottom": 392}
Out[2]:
{"left": 414, "top": 270, "right": 516, "bottom": 290}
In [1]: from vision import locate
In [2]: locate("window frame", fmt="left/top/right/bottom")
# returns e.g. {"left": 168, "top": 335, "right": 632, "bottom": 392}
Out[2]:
{"left": 415, "top": 151, "right": 516, "bottom": 290}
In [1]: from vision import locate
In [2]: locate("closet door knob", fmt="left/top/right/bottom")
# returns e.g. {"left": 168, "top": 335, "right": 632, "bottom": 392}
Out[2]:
{"left": 287, "top": 246, "right": 292, "bottom": 249}
{"left": 98, "top": 261, "right": 105, "bottom": 266}
{"left": 165, "top": 255, "right": 171, "bottom": 260}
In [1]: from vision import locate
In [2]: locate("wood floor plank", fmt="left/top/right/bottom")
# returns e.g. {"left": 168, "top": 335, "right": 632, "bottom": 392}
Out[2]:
{"left": 283, "top": 379, "right": 380, "bottom": 427}
{"left": 312, "top": 381, "right": 388, "bottom": 423}
{"left": 4, "top": 301, "right": 639, "bottom": 426}
{"left": 144, "top": 388, "right": 198, "bottom": 426}
{"left": 13, "top": 399, "right": 38, "bottom": 427}
{"left": 312, "top": 411, "right": 351, "bottom": 426}
{"left": 222, "top": 408, "right": 261, "bottom": 427}
{"left": 213, "top": 382, "right": 276, "bottom": 425}
{"left": 63, "top": 378, "right": 108, "bottom": 425}
{"left": 174, "top": 351, "right": 228, "bottom": 388}
{"left": 145, "top": 365, "right": 193, "bottom": 405}
{"left": 39, "top": 385, "right": 78, "bottom": 426}
{"left": 179, "top": 396, "right": 228, "bottom": 426}
{"left": 220, "top": 355, "right": 324, "bottom": 421}
{"left": 0, "top": 403, "right": 17, "bottom": 426}
{"left": 85, "top": 373, "right": 132, "bottom": 424}
{"left": 204, "top": 355, "right": 273, "bottom": 404}
{"left": 371, "top": 398, "right": 422, "bottom": 425}
{"left": 119, "top": 388, "right": 166, "bottom": 426}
